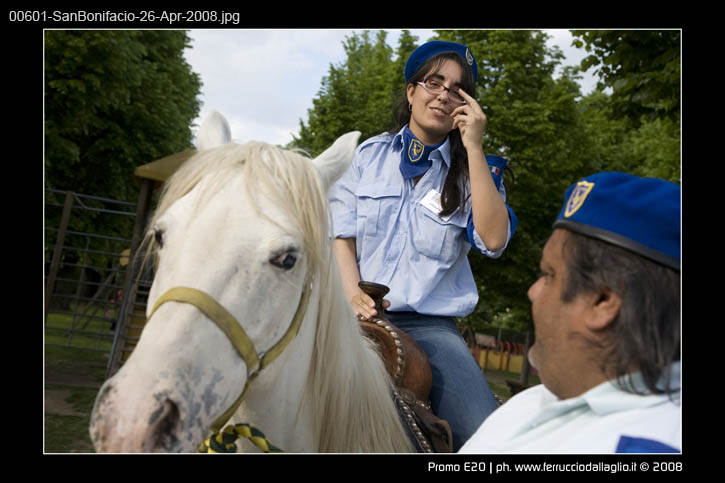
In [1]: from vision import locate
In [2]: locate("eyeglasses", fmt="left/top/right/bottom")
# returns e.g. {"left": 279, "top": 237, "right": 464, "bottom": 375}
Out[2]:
{"left": 416, "top": 77, "right": 466, "bottom": 105}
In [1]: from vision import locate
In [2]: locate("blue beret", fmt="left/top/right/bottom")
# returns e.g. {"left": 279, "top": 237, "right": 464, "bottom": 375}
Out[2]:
{"left": 405, "top": 41, "right": 478, "bottom": 83}
{"left": 553, "top": 172, "right": 680, "bottom": 271}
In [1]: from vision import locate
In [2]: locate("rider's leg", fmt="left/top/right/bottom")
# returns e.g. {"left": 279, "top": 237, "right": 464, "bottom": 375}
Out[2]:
{"left": 386, "top": 312, "right": 498, "bottom": 451}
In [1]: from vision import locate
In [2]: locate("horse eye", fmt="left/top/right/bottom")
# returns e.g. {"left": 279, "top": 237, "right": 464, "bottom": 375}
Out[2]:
{"left": 270, "top": 252, "right": 297, "bottom": 270}
{"left": 154, "top": 229, "right": 164, "bottom": 248}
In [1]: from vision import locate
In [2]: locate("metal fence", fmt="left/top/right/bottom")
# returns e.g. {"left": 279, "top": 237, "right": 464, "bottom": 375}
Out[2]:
{"left": 44, "top": 189, "right": 143, "bottom": 373}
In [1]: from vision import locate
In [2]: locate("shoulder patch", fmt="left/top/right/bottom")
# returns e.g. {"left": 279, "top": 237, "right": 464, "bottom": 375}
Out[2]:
{"left": 616, "top": 435, "right": 680, "bottom": 453}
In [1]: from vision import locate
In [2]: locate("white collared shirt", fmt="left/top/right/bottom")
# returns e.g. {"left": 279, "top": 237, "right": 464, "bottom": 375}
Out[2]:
{"left": 459, "top": 362, "right": 681, "bottom": 454}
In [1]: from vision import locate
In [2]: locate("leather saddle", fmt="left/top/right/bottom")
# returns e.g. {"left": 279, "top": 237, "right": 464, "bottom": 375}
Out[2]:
{"left": 357, "top": 281, "right": 453, "bottom": 453}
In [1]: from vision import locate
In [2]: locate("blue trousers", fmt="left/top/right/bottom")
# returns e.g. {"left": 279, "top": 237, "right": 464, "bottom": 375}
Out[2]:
{"left": 386, "top": 311, "right": 498, "bottom": 452}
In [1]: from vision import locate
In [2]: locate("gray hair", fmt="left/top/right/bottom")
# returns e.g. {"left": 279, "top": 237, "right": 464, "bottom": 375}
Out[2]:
{"left": 560, "top": 230, "right": 680, "bottom": 397}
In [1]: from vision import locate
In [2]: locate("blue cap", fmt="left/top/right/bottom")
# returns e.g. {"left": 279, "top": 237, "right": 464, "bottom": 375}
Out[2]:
{"left": 405, "top": 41, "right": 478, "bottom": 83}
{"left": 553, "top": 172, "right": 680, "bottom": 271}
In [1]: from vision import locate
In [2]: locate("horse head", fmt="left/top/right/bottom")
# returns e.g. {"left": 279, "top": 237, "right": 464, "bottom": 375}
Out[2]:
{"left": 90, "top": 110, "right": 360, "bottom": 452}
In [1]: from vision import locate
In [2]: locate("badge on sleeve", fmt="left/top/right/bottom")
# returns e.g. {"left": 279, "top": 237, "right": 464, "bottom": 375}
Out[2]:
{"left": 485, "top": 155, "right": 507, "bottom": 190}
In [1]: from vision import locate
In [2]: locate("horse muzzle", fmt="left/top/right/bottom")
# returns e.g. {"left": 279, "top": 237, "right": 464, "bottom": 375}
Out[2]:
{"left": 90, "top": 377, "right": 201, "bottom": 453}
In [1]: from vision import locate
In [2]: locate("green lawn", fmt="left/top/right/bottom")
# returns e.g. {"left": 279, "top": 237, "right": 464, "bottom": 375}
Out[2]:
{"left": 45, "top": 311, "right": 111, "bottom": 453}
{"left": 45, "top": 310, "right": 115, "bottom": 351}
{"left": 44, "top": 385, "right": 99, "bottom": 453}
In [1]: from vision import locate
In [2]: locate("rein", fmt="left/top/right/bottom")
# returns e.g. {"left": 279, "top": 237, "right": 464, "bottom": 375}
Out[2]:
{"left": 147, "top": 280, "right": 312, "bottom": 452}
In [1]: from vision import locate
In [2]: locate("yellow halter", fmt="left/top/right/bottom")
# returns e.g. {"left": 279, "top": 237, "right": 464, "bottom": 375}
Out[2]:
{"left": 147, "top": 280, "right": 312, "bottom": 451}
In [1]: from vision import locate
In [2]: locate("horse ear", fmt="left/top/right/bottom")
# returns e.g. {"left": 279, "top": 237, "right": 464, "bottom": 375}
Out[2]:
{"left": 312, "top": 131, "right": 361, "bottom": 190}
{"left": 196, "top": 110, "right": 232, "bottom": 151}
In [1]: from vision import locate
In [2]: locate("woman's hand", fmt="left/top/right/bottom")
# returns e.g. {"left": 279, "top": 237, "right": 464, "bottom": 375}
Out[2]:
{"left": 450, "top": 89, "right": 487, "bottom": 152}
{"left": 333, "top": 238, "right": 391, "bottom": 320}
{"left": 350, "top": 290, "right": 390, "bottom": 321}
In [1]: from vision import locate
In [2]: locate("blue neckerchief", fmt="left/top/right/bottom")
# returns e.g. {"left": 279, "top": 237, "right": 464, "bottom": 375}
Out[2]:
{"left": 399, "top": 126, "right": 444, "bottom": 180}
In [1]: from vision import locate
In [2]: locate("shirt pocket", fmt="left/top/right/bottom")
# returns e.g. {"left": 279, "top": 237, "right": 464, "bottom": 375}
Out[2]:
{"left": 414, "top": 207, "right": 468, "bottom": 265}
{"left": 355, "top": 183, "right": 402, "bottom": 239}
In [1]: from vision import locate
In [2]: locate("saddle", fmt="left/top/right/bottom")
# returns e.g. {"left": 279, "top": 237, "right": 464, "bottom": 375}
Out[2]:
{"left": 357, "top": 281, "right": 453, "bottom": 453}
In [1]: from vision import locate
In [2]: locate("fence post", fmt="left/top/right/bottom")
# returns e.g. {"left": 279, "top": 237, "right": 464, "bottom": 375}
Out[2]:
{"left": 45, "top": 191, "right": 74, "bottom": 323}
{"left": 106, "top": 179, "right": 154, "bottom": 379}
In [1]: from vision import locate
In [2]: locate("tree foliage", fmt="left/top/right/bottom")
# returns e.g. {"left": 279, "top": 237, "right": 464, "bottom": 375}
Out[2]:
{"left": 293, "top": 30, "right": 411, "bottom": 156}
{"left": 45, "top": 30, "right": 202, "bottom": 203}
{"left": 44, "top": 30, "right": 202, "bottom": 272}
{"left": 572, "top": 30, "right": 680, "bottom": 125}
{"left": 293, "top": 29, "right": 681, "bottom": 333}
{"left": 435, "top": 30, "right": 598, "bottom": 332}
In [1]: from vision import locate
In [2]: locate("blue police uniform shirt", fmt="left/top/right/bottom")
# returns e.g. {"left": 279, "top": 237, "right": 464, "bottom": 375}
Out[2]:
{"left": 328, "top": 127, "right": 515, "bottom": 317}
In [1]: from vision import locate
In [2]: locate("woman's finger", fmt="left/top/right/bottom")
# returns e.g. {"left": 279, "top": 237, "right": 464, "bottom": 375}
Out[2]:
{"left": 456, "top": 88, "right": 479, "bottom": 108}
{"left": 352, "top": 292, "right": 378, "bottom": 319}
{"left": 450, "top": 104, "right": 468, "bottom": 119}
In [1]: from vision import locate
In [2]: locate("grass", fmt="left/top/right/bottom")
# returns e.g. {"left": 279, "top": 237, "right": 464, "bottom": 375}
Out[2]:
{"left": 44, "top": 385, "right": 99, "bottom": 453}
{"left": 45, "top": 310, "right": 115, "bottom": 352}
{"left": 45, "top": 311, "right": 111, "bottom": 453}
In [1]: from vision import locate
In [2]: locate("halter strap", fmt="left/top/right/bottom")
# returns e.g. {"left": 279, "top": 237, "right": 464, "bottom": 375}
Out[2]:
{"left": 149, "top": 287, "right": 260, "bottom": 370}
{"left": 147, "top": 280, "right": 312, "bottom": 434}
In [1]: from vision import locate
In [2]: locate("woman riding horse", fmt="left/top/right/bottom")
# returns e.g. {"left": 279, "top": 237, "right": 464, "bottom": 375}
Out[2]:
{"left": 328, "top": 40, "right": 518, "bottom": 451}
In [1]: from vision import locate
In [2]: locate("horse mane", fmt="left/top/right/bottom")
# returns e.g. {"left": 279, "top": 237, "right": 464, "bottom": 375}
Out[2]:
{"left": 144, "top": 140, "right": 413, "bottom": 452}
{"left": 306, "top": 244, "right": 414, "bottom": 453}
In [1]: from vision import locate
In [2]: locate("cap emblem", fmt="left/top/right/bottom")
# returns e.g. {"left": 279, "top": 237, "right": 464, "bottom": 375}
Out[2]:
{"left": 564, "top": 180, "right": 595, "bottom": 218}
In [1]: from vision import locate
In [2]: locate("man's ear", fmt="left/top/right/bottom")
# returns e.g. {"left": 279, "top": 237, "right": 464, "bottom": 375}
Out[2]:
{"left": 584, "top": 288, "right": 622, "bottom": 331}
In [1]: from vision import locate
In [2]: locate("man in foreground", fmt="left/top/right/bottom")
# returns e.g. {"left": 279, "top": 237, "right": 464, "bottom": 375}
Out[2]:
{"left": 460, "top": 172, "right": 681, "bottom": 453}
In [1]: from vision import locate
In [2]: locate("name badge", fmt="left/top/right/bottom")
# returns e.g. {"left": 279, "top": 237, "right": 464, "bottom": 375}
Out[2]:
{"left": 420, "top": 189, "right": 454, "bottom": 222}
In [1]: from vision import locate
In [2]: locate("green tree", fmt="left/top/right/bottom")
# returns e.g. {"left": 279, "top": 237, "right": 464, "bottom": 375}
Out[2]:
{"left": 578, "top": 90, "right": 680, "bottom": 182}
{"left": 572, "top": 30, "right": 681, "bottom": 184}
{"left": 45, "top": 30, "right": 201, "bottom": 203}
{"left": 626, "top": 117, "right": 680, "bottom": 181}
{"left": 572, "top": 30, "right": 680, "bottom": 125}
{"left": 436, "top": 30, "right": 598, "bottom": 333}
{"left": 391, "top": 30, "right": 418, "bottom": 98}
{"left": 45, "top": 30, "right": 201, "bottom": 271}
{"left": 293, "top": 30, "right": 413, "bottom": 155}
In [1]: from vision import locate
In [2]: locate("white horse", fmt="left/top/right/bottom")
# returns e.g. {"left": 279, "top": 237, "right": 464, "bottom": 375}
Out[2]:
{"left": 89, "top": 111, "right": 415, "bottom": 453}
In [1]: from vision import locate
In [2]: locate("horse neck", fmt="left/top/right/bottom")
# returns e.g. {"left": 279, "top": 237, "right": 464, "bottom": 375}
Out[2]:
{"left": 232, "top": 302, "right": 320, "bottom": 452}
{"left": 302, "top": 255, "right": 414, "bottom": 453}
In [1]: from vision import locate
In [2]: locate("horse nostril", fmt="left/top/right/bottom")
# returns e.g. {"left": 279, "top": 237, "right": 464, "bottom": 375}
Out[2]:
{"left": 145, "top": 398, "right": 181, "bottom": 452}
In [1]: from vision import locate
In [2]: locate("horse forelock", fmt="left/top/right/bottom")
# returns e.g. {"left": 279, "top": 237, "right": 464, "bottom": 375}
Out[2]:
{"left": 242, "top": 142, "right": 329, "bottom": 270}
{"left": 143, "top": 141, "right": 328, "bottom": 273}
